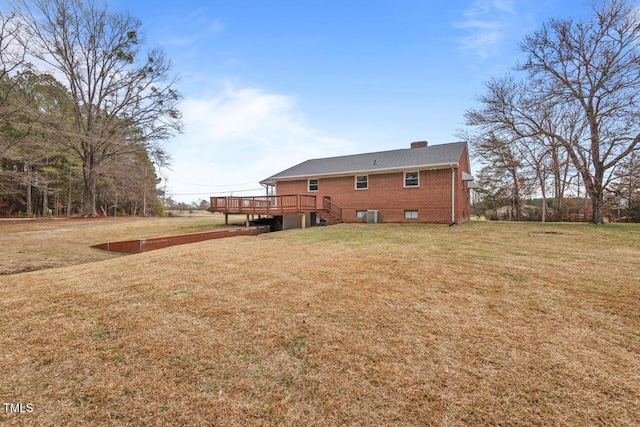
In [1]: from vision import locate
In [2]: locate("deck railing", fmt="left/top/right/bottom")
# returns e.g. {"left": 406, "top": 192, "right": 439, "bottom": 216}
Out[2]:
{"left": 322, "top": 197, "right": 343, "bottom": 222}
{"left": 210, "top": 194, "right": 317, "bottom": 214}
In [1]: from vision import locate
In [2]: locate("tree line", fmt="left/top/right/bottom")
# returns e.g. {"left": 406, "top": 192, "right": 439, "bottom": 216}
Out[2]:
{"left": 463, "top": 0, "right": 640, "bottom": 224}
{"left": 0, "top": 0, "right": 182, "bottom": 217}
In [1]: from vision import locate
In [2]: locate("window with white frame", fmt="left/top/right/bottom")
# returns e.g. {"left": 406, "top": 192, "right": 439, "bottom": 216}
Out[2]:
{"left": 356, "top": 210, "right": 367, "bottom": 218}
{"left": 404, "top": 171, "right": 419, "bottom": 187}
{"left": 308, "top": 179, "right": 319, "bottom": 192}
{"left": 355, "top": 175, "right": 368, "bottom": 189}
{"left": 404, "top": 210, "right": 419, "bottom": 219}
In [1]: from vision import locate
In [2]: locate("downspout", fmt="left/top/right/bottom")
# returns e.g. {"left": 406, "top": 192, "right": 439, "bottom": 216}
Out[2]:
{"left": 451, "top": 166, "right": 456, "bottom": 224}
{"left": 260, "top": 182, "right": 275, "bottom": 196}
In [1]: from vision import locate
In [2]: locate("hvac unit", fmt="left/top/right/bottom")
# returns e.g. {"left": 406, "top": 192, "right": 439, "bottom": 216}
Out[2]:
{"left": 366, "top": 210, "right": 379, "bottom": 224}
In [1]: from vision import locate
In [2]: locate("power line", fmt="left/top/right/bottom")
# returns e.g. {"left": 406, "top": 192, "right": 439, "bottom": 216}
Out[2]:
{"left": 168, "top": 178, "right": 258, "bottom": 188}
{"left": 169, "top": 188, "right": 264, "bottom": 196}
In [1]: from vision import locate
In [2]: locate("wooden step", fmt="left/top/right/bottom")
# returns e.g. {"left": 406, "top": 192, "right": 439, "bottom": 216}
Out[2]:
{"left": 317, "top": 211, "right": 342, "bottom": 225}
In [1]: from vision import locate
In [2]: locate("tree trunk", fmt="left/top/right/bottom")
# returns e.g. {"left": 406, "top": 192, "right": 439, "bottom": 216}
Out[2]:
{"left": 551, "top": 148, "right": 562, "bottom": 221}
{"left": 142, "top": 166, "right": 147, "bottom": 217}
{"left": 42, "top": 186, "right": 48, "bottom": 216}
{"left": 591, "top": 193, "right": 604, "bottom": 224}
{"left": 590, "top": 168, "right": 605, "bottom": 225}
{"left": 26, "top": 183, "right": 32, "bottom": 215}
{"left": 24, "top": 163, "right": 32, "bottom": 215}
{"left": 67, "top": 166, "right": 72, "bottom": 217}
{"left": 82, "top": 185, "right": 96, "bottom": 216}
{"left": 82, "top": 157, "right": 98, "bottom": 216}
{"left": 540, "top": 182, "right": 547, "bottom": 223}
{"left": 512, "top": 173, "right": 522, "bottom": 221}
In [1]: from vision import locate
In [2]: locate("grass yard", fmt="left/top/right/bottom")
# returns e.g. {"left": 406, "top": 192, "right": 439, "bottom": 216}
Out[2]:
{"left": 1, "top": 220, "right": 639, "bottom": 425}
{"left": 0, "top": 213, "right": 244, "bottom": 275}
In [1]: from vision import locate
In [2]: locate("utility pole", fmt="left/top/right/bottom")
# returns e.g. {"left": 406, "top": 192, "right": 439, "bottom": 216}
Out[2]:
{"left": 163, "top": 178, "right": 167, "bottom": 209}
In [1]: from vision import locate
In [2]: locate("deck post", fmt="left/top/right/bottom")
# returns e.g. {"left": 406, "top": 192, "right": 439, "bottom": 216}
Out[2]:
{"left": 225, "top": 214, "right": 228, "bottom": 225}
{"left": 245, "top": 214, "right": 250, "bottom": 227}
{"left": 301, "top": 213, "right": 306, "bottom": 229}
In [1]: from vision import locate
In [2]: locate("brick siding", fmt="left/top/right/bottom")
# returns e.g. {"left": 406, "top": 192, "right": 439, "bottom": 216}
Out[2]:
{"left": 275, "top": 147, "right": 472, "bottom": 224}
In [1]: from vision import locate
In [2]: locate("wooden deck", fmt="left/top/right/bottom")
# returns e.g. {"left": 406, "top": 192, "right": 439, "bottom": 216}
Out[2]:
{"left": 210, "top": 195, "right": 344, "bottom": 227}
{"left": 210, "top": 194, "right": 318, "bottom": 215}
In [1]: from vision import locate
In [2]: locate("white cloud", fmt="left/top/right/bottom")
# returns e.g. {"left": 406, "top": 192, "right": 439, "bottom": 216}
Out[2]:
{"left": 209, "top": 19, "right": 224, "bottom": 34}
{"left": 454, "top": 0, "right": 516, "bottom": 59}
{"left": 164, "top": 84, "right": 357, "bottom": 201}
{"left": 187, "top": 8, "right": 224, "bottom": 35}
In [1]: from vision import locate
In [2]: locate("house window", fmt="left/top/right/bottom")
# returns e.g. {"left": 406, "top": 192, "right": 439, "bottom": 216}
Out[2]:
{"left": 404, "top": 171, "right": 419, "bottom": 187}
{"left": 308, "top": 179, "right": 319, "bottom": 192}
{"left": 356, "top": 210, "right": 367, "bottom": 218}
{"left": 355, "top": 175, "right": 368, "bottom": 190}
{"left": 404, "top": 210, "right": 419, "bottom": 219}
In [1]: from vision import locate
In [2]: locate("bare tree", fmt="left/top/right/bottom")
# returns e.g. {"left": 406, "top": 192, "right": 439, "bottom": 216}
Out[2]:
{"left": 465, "top": 78, "right": 566, "bottom": 220}
{"left": 608, "top": 150, "right": 640, "bottom": 219}
{"left": 548, "top": 144, "right": 574, "bottom": 220}
{"left": 0, "top": 11, "right": 29, "bottom": 165}
{"left": 467, "top": 132, "right": 532, "bottom": 221}
{"left": 466, "top": 0, "right": 640, "bottom": 224}
{"left": 16, "top": 0, "right": 182, "bottom": 216}
{"left": 516, "top": 136, "right": 552, "bottom": 222}
{"left": 0, "top": 11, "right": 26, "bottom": 110}
{"left": 517, "top": 0, "right": 640, "bottom": 224}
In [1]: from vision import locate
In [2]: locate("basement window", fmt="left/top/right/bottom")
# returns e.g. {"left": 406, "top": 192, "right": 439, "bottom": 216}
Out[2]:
{"left": 355, "top": 175, "right": 368, "bottom": 190}
{"left": 404, "top": 171, "right": 419, "bottom": 187}
{"left": 356, "top": 210, "right": 367, "bottom": 218}
{"left": 308, "top": 179, "right": 319, "bottom": 192}
{"left": 404, "top": 210, "right": 419, "bottom": 219}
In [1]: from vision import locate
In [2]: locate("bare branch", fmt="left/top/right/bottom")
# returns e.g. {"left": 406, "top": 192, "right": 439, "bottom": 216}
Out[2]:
{"left": 14, "top": 0, "right": 182, "bottom": 215}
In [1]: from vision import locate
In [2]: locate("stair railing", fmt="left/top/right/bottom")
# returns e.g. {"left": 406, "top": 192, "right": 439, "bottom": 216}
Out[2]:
{"left": 322, "top": 197, "right": 342, "bottom": 222}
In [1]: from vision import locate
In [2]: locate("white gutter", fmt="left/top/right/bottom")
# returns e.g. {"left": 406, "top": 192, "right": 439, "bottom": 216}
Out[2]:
{"left": 270, "top": 162, "right": 459, "bottom": 182}
{"left": 259, "top": 181, "right": 276, "bottom": 196}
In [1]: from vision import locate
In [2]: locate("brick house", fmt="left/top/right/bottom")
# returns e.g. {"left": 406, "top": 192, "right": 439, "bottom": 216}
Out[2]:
{"left": 211, "top": 141, "right": 477, "bottom": 228}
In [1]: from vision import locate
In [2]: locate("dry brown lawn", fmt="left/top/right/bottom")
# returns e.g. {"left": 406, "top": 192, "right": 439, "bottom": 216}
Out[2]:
{"left": 0, "top": 213, "right": 243, "bottom": 275}
{"left": 1, "top": 220, "right": 639, "bottom": 426}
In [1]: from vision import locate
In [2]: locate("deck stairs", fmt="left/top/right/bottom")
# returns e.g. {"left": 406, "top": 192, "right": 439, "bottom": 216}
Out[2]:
{"left": 317, "top": 210, "right": 342, "bottom": 225}
{"left": 318, "top": 198, "right": 343, "bottom": 225}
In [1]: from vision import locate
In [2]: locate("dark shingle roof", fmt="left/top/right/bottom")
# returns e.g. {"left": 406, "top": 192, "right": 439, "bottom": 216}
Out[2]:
{"left": 261, "top": 141, "right": 467, "bottom": 184}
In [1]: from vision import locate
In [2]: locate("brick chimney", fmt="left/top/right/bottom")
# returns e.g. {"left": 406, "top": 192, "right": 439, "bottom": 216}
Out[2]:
{"left": 411, "top": 141, "right": 428, "bottom": 148}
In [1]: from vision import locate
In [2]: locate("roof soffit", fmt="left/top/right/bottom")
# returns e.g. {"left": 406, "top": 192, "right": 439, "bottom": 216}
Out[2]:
{"left": 270, "top": 162, "right": 460, "bottom": 182}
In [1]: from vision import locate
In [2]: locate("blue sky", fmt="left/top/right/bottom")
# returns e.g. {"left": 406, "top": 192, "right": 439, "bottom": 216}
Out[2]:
{"left": 95, "top": 1, "right": 592, "bottom": 200}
